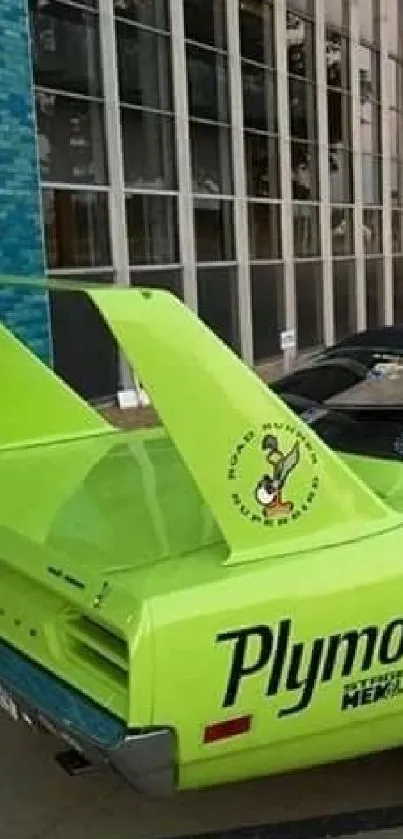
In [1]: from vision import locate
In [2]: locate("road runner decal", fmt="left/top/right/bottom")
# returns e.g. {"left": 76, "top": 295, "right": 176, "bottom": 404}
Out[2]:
{"left": 228, "top": 423, "right": 319, "bottom": 528}
{"left": 217, "top": 617, "right": 403, "bottom": 717}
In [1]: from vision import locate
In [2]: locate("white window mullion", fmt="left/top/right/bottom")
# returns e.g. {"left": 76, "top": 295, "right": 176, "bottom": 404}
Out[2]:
{"left": 379, "top": 0, "right": 393, "bottom": 324}
{"left": 169, "top": 0, "right": 197, "bottom": 311}
{"left": 225, "top": 0, "right": 253, "bottom": 364}
{"left": 350, "top": 0, "right": 366, "bottom": 331}
{"left": 274, "top": 0, "right": 295, "bottom": 362}
{"left": 314, "top": 0, "right": 334, "bottom": 346}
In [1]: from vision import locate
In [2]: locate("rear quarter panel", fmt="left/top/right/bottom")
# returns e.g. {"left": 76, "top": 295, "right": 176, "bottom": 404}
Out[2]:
{"left": 150, "top": 525, "right": 403, "bottom": 790}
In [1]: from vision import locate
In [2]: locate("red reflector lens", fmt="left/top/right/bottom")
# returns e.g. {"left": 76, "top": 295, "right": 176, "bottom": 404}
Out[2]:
{"left": 203, "top": 715, "right": 252, "bottom": 744}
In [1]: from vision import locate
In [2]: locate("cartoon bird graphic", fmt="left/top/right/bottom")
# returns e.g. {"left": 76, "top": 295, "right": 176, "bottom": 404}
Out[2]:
{"left": 255, "top": 434, "right": 300, "bottom": 517}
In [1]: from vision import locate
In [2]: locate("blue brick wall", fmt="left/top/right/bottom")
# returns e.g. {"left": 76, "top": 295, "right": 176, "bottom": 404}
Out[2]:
{"left": 0, "top": 0, "right": 51, "bottom": 363}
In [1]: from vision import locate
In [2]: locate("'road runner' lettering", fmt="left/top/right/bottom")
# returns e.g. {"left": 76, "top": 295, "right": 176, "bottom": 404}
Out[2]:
{"left": 216, "top": 617, "right": 403, "bottom": 717}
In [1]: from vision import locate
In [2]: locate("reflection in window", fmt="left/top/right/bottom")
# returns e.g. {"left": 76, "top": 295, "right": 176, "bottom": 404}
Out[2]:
{"left": 36, "top": 92, "right": 107, "bottom": 185}
{"left": 391, "top": 159, "right": 403, "bottom": 207}
{"left": 130, "top": 269, "right": 183, "bottom": 298}
{"left": 326, "top": 30, "right": 350, "bottom": 91}
{"left": 194, "top": 198, "right": 234, "bottom": 262}
{"left": 251, "top": 263, "right": 284, "bottom": 361}
{"left": 293, "top": 204, "right": 320, "bottom": 258}
{"left": 362, "top": 154, "right": 382, "bottom": 205}
{"left": 43, "top": 189, "right": 111, "bottom": 269}
{"left": 184, "top": 0, "right": 226, "bottom": 49}
{"left": 363, "top": 208, "right": 382, "bottom": 254}
{"left": 116, "top": 23, "right": 172, "bottom": 110}
{"left": 394, "top": 257, "right": 403, "bottom": 323}
{"left": 366, "top": 259, "right": 384, "bottom": 329}
{"left": 358, "top": 0, "right": 378, "bottom": 44}
{"left": 386, "top": 0, "right": 400, "bottom": 56}
{"left": 239, "top": 0, "right": 275, "bottom": 66}
{"left": 29, "top": 0, "right": 102, "bottom": 97}
{"left": 248, "top": 202, "right": 282, "bottom": 260}
{"left": 291, "top": 142, "right": 318, "bottom": 201}
{"left": 197, "top": 267, "right": 240, "bottom": 352}
{"left": 393, "top": 209, "right": 403, "bottom": 253}
{"left": 288, "top": 78, "right": 316, "bottom": 140}
{"left": 187, "top": 45, "right": 229, "bottom": 122}
{"left": 286, "top": 13, "right": 315, "bottom": 80}
{"left": 333, "top": 259, "right": 357, "bottom": 341}
{"left": 244, "top": 132, "right": 279, "bottom": 199}
{"left": 114, "top": 0, "right": 168, "bottom": 30}
{"left": 121, "top": 109, "right": 176, "bottom": 189}
{"left": 329, "top": 149, "right": 353, "bottom": 203}
{"left": 242, "top": 64, "right": 277, "bottom": 133}
{"left": 189, "top": 122, "right": 233, "bottom": 195}
{"left": 125, "top": 194, "right": 179, "bottom": 265}
{"left": 295, "top": 261, "right": 323, "bottom": 350}
{"left": 331, "top": 207, "right": 354, "bottom": 256}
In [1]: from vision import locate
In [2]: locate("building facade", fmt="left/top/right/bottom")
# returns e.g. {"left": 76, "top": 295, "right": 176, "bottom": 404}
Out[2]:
{"left": 1, "top": 0, "right": 403, "bottom": 400}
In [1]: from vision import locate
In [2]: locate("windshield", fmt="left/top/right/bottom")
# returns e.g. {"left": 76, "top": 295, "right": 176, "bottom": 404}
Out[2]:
{"left": 274, "top": 348, "right": 403, "bottom": 410}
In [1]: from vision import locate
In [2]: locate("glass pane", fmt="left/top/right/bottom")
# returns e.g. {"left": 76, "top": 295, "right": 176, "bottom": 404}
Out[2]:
{"left": 387, "top": 0, "right": 400, "bottom": 55}
{"left": 363, "top": 208, "right": 382, "bottom": 254}
{"left": 184, "top": 0, "right": 226, "bottom": 49}
{"left": 194, "top": 198, "right": 235, "bottom": 261}
{"left": 333, "top": 259, "right": 357, "bottom": 341}
{"left": 358, "top": 46, "right": 380, "bottom": 102}
{"left": 288, "top": 0, "right": 314, "bottom": 13}
{"left": 329, "top": 148, "right": 353, "bottom": 203}
{"left": 326, "top": 30, "right": 350, "bottom": 91}
{"left": 325, "top": 0, "right": 349, "bottom": 30}
{"left": 391, "top": 159, "right": 403, "bottom": 207}
{"left": 293, "top": 203, "right": 320, "bottom": 257}
{"left": 197, "top": 267, "right": 240, "bottom": 352}
{"left": 358, "top": 0, "right": 377, "bottom": 44}
{"left": 361, "top": 102, "right": 381, "bottom": 155}
{"left": 366, "top": 258, "right": 384, "bottom": 329}
{"left": 286, "top": 14, "right": 315, "bottom": 80}
{"left": 393, "top": 209, "right": 403, "bottom": 252}
{"left": 389, "top": 109, "right": 399, "bottom": 159}
{"left": 394, "top": 257, "right": 403, "bottom": 323}
{"left": 244, "top": 132, "right": 280, "bottom": 198}
{"left": 29, "top": 0, "right": 102, "bottom": 96}
{"left": 116, "top": 23, "right": 172, "bottom": 110}
{"left": 242, "top": 63, "right": 277, "bottom": 133}
{"left": 328, "top": 91, "right": 352, "bottom": 147}
{"left": 130, "top": 269, "right": 183, "bottom": 298}
{"left": 362, "top": 154, "right": 382, "bottom": 204}
{"left": 291, "top": 142, "right": 318, "bottom": 200}
{"left": 114, "top": 0, "right": 168, "bottom": 29}
{"left": 248, "top": 202, "right": 282, "bottom": 260}
{"left": 189, "top": 122, "right": 233, "bottom": 194}
{"left": 331, "top": 207, "right": 354, "bottom": 256}
{"left": 121, "top": 109, "right": 176, "bottom": 189}
{"left": 295, "top": 261, "right": 323, "bottom": 350}
{"left": 288, "top": 78, "right": 317, "bottom": 141}
{"left": 239, "top": 0, "right": 275, "bottom": 66}
{"left": 187, "top": 45, "right": 229, "bottom": 122}
{"left": 251, "top": 263, "right": 285, "bottom": 361}
{"left": 49, "top": 276, "right": 119, "bottom": 403}
{"left": 43, "top": 189, "right": 111, "bottom": 269}
{"left": 126, "top": 194, "right": 179, "bottom": 265}
{"left": 36, "top": 92, "right": 107, "bottom": 185}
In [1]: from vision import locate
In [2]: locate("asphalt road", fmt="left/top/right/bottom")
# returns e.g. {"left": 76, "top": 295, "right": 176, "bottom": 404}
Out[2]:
{"left": 3, "top": 712, "right": 403, "bottom": 839}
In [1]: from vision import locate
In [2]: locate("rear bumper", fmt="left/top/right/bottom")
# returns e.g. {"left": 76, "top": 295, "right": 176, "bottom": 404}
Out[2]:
{"left": 0, "top": 638, "right": 176, "bottom": 796}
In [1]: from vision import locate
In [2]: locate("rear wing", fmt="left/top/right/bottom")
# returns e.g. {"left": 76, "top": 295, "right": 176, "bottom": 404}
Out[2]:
{"left": 0, "top": 276, "right": 397, "bottom": 559}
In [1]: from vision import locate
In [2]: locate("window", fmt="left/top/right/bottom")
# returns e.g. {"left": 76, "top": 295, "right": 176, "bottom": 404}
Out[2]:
{"left": 184, "top": 0, "right": 226, "bottom": 49}
{"left": 366, "top": 259, "right": 384, "bottom": 329}
{"left": 187, "top": 45, "right": 229, "bottom": 122}
{"left": 116, "top": 23, "right": 172, "bottom": 110}
{"left": 121, "top": 109, "right": 176, "bottom": 190}
{"left": 114, "top": 0, "right": 168, "bottom": 30}
{"left": 125, "top": 194, "right": 179, "bottom": 265}
{"left": 130, "top": 269, "right": 183, "bottom": 298}
{"left": 189, "top": 122, "right": 233, "bottom": 195}
{"left": 248, "top": 202, "right": 282, "bottom": 260}
{"left": 29, "top": 0, "right": 102, "bottom": 97}
{"left": 331, "top": 207, "right": 354, "bottom": 256}
{"left": 244, "top": 132, "right": 279, "bottom": 199}
{"left": 43, "top": 189, "right": 111, "bottom": 269}
{"left": 295, "top": 261, "right": 323, "bottom": 349}
{"left": 333, "top": 259, "right": 357, "bottom": 341}
{"left": 251, "top": 263, "right": 284, "bottom": 361}
{"left": 36, "top": 92, "right": 107, "bottom": 186}
{"left": 293, "top": 204, "right": 320, "bottom": 257}
{"left": 194, "top": 199, "right": 235, "bottom": 262}
{"left": 239, "top": 0, "right": 275, "bottom": 66}
{"left": 197, "top": 267, "right": 240, "bottom": 352}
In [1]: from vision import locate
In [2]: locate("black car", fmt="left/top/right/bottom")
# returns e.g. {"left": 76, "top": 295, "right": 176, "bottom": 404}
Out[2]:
{"left": 272, "top": 326, "right": 403, "bottom": 462}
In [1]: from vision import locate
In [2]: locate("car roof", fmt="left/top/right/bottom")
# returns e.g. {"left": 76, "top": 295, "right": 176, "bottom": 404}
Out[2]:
{"left": 333, "top": 324, "right": 403, "bottom": 350}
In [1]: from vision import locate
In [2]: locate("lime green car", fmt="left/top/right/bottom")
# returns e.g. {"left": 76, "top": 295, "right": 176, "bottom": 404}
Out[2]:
{"left": 1, "top": 277, "right": 403, "bottom": 796}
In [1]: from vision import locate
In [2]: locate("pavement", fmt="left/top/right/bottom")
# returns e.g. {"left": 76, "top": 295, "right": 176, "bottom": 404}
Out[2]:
{"left": 3, "top": 711, "right": 403, "bottom": 839}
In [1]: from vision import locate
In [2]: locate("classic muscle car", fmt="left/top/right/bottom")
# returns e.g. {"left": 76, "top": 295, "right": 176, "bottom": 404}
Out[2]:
{"left": 0, "top": 276, "right": 403, "bottom": 797}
